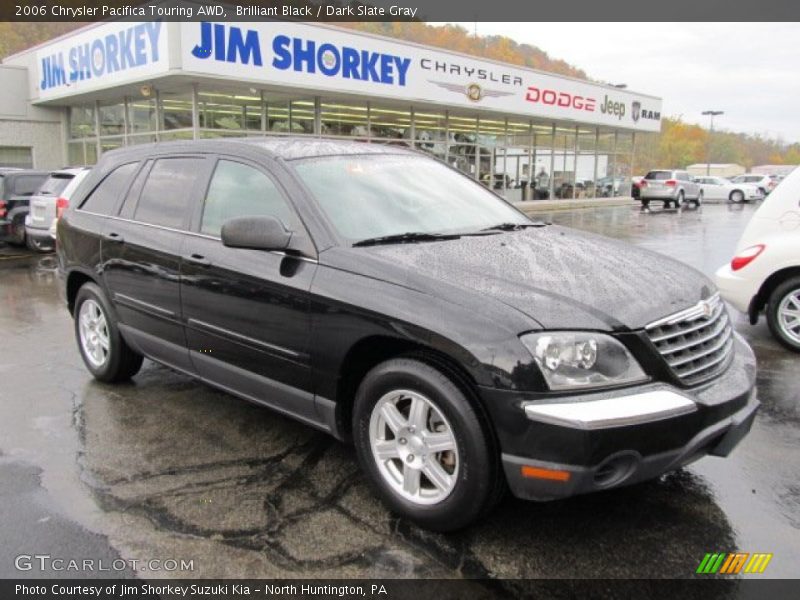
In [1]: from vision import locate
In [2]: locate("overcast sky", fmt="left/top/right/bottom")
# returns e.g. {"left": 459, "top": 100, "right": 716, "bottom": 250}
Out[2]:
{"left": 447, "top": 22, "right": 800, "bottom": 143}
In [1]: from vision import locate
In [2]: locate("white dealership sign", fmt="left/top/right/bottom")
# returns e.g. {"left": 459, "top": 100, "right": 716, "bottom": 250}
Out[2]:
{"left": 35, "top": 20, "right": 170, "bottom": 101}
{"left": 180, "top": 21, "right": 662, "bottom": 132}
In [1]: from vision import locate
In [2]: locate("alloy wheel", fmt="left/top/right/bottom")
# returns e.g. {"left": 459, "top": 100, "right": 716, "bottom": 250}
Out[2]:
{"left": 777, "top": 289, "right": 800, "bottom": 345}
{"left": 78, "top": 299, "right": 110, "bottom": 368}
{"left": 368, "top": 389, "right": 459, "bottom": 505}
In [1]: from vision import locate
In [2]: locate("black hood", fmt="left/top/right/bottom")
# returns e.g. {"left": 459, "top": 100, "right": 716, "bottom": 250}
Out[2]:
{"left": 325, "top": 226, "right": 716, "bottom": 331}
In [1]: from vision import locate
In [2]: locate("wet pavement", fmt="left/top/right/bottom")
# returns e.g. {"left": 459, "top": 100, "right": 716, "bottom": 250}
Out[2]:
{"left": 0, "top": 203, "right": 798, "bottom": 583}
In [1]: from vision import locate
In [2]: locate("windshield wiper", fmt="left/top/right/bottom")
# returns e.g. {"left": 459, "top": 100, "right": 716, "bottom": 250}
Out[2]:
{"left": 480, "top": 222, "right": 547, "bottom": 232}
{"left": 352, "top": 231, "right": 461, "bottom": 247}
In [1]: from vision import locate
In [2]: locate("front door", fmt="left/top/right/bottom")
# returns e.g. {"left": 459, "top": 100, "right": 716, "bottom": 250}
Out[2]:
{"left": 180, "top": 158, "right": 319, "bottom": 425}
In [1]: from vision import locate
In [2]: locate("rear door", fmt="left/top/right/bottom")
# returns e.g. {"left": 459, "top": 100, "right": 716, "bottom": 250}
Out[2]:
{"left": 180, "top": 156, "right": 319, "bottom": 424}
{"left": 102, "top": 155, "right": 213, "bottom": 373}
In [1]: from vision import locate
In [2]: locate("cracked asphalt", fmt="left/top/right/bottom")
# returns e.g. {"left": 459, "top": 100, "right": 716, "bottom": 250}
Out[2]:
{"left": 0, "top": 202, "right": 798, "bottom": 585}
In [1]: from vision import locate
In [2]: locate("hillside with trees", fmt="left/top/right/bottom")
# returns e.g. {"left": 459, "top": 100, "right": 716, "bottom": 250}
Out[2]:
{"left": 2, "top": 21, "right": 797, "bottom": 168}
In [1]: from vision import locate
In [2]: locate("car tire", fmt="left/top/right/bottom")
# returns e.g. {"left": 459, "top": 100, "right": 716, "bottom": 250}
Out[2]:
{"left": 26, "top": 235, "right": 53, "bottom": 253}
{"left": 674, "top": 191, "right": 684, "bottom": 209}
{"left": 730, "top": 190, "right": 745, "bottom": 203}
{"left": 766, "top": 277, "right": 800, "bottom": 352}
{"left": 74, "top": 282, "right": 144, "bottom": 382}
{"left": 352, "top": 357, "right": 502, "bottom": 531}
{"left": 694, "top": 191, "right": 703, "bottom": 206}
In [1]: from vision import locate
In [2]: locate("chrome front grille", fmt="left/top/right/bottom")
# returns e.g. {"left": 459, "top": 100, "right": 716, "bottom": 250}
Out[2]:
{"left": 645, "top": 293, "right": 734, "bottom": 386}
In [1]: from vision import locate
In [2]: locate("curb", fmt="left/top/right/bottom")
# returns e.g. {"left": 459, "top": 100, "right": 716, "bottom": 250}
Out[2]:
{"left": 513, "top": 197, "right": 636, "bottom": 214}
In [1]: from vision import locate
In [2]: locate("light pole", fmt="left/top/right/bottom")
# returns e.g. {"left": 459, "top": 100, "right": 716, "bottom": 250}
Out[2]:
{"left": 702, "top": 110, "right": 724, "bottom": 175}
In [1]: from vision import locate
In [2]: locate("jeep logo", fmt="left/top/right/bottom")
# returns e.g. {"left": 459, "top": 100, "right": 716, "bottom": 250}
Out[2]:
{"left": 600, "top": 95, "right": 626, "bottom": 120}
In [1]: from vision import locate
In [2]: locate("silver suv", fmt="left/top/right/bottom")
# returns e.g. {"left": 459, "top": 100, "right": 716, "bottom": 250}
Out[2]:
{"left": 639, "top": 169, "right": 701, "bottom": 210}
{"left": 25, "top": 167, "right": 90, "bottom": 252}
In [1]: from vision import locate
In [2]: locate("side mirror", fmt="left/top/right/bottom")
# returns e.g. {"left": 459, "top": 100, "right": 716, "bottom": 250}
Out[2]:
{"left": 221, "top": 215, "right": 292, "bottom": 251}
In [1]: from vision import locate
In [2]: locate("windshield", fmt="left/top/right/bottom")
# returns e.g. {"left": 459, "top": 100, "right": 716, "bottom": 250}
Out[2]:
{"left": 645, "top": 171, "right": 672, "bottom": 180}
{"left": 292, "top": 154, "right": 529, "bottom": 242}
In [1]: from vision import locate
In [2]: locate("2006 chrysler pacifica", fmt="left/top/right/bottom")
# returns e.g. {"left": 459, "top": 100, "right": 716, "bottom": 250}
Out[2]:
{"left": 57, "top": 139, "right": 758, "bottom": 531}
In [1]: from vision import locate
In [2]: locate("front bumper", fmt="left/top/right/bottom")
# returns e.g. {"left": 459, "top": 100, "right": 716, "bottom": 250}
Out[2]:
{"left": 482, "top": 334, "right": 758, "bottom": 501}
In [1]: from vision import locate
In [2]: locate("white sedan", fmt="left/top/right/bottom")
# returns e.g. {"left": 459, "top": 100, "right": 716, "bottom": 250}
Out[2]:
{"left": 694, "top": 176, "right": 763, "bottom": 203}
{"left": 715, "top": 169, "right": 800, "bottom": 351}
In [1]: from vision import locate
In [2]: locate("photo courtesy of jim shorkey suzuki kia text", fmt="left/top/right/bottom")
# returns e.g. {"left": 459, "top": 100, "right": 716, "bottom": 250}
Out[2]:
{"left": 14, "top": 584, "right": 387, "bottom": 596}
{"left": 2, "top": 0, "right": 800, "bottom": 593}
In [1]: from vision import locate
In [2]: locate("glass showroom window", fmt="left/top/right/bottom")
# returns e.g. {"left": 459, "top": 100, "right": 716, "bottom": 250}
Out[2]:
{"left": 446, "top": 114, "right": 478, "bottom": 177}
{"left": 197, "top": 91, "right": 261, "bottom": 133}
{"left": 290, "top": 100, "right": 315, "bottom": 135}
{"left": 320, "top": 100, "right": 368, "bottom": 138}
{"left": 412, "top": 110, "right": 446, "bottom": 159}
{"left": 98, "top": 102, "right": 125, "bottom": 136}
{"left": 369, "top": 103, "right": 411, "bottom": 143}
{"left": 69, "top": 105, "right": 95, "bottom": 139}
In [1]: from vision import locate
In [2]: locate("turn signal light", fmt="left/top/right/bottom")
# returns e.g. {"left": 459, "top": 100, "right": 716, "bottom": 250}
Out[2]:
{"left": 731, "top": 244, "right": 765, "bottom": 271}
{"left": 521, "top": 465, "right": 571, "bottom": 482}
{"left": 55, "top": 197, "right": 69, "bottom": 220}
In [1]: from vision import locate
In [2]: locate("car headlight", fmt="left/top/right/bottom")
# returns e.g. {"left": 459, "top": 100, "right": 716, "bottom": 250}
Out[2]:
{"left": 520, "top": 331, "right": 648, "bottom": 391}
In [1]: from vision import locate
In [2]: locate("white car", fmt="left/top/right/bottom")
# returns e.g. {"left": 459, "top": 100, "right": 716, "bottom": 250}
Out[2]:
{"left": 693, "top": 176, "right": 763, "bottom": 203}
{"left": 24, "top": 167, "right": 90, "bottom": 252}
{"left": 730, "top": 173, "right": 779, "bottom": 196}
{"left": 715, "top": 169, "right": 800, "bottom": 351}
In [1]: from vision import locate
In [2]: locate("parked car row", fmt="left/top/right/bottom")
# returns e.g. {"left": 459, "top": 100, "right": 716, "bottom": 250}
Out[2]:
{"left": 635, "top": 169, "right": 773, "bottom": 210}
{"left": 0, "top": 165, "right": 90, "bottom": 252}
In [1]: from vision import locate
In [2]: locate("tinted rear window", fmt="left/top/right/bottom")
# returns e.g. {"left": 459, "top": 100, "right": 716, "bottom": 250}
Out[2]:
{"left": 80, "top": 163, "right": 137, "bottom": 215}
{"left": 11, "top": 174, "right": 47, "bottom": 195}
{"left": 645, "top": 171, "right": 671, "bottom": 180}
{"left": 38, "top": 174, "right": 74, "bottom": 196}
{"left": 133, "top": 158, "right": 203, "bottom": 229}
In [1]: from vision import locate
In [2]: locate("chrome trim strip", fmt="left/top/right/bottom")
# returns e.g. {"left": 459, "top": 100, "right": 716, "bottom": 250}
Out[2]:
{"left": 646, "top": 293, "right": 722, "bottom": 329}
{"left": 523, "top": 390, "right": 697, "bottom": 430}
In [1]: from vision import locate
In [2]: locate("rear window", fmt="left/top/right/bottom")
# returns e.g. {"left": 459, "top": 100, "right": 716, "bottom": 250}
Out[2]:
{"left": 38, "top": 174, "right": 74, "bottom": 196}
{"left": 80, "top": 163, "right": 137, "bottom": 215}
{"left": 10, "top": 174, "right": 47, "bottom": 196}
{"left": 133, "top": 158, "right": 203, "bottom": 229}
{"left": 645, "top": 171, "right": 672, "bottom": 180}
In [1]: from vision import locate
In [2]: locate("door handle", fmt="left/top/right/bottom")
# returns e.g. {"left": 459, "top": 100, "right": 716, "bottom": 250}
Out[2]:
{"left": 185, "top": 253, "right": 211, "bottom": 266}
{"left": 104, "top": 232, "right": 124, "bottom": 243}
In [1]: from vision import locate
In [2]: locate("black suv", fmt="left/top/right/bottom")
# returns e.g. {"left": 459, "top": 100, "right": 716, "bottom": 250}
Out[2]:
{"left": 57, "top": 139, "right": 758, "bottom": 530}
{"left": 0, "top": 169, "right": 49, "bottom": 246}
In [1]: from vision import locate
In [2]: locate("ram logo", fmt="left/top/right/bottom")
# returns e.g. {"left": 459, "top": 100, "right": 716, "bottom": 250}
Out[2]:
{"left": 632, "top": 101, "right": 641, "bottom": 123}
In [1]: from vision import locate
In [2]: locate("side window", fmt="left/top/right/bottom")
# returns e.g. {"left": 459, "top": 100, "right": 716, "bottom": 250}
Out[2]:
{"left": 80, "top": 163, "right": 137, "bottom": 215}
{"left": 133, "top": 157, "right": 204, "bottom": 229}
{"left": 200, "top": 160, "right": 296, "bottom": 237}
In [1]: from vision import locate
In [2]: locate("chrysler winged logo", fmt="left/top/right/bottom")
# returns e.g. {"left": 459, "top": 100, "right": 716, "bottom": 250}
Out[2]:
{"left": 632, "top": 101, "right": 641, "bottom": 123}
{"left": 429, "top": 80, "right": 515, "bottom": 102}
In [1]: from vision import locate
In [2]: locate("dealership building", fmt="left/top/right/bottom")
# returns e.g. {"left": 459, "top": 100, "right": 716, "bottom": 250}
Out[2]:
{"left": 0, "top": 18, "right": 662, "bottom": 199}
